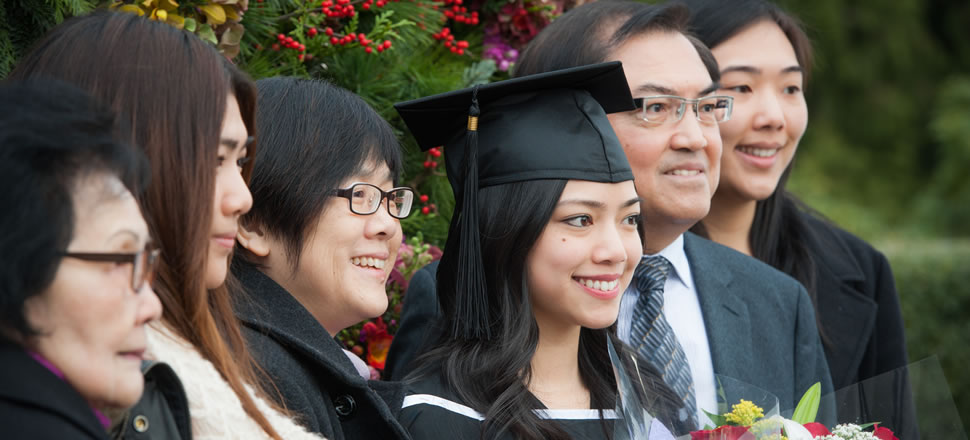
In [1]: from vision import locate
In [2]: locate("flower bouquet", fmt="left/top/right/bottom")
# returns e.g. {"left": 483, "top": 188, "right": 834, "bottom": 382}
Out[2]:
{"left": 687, "top": 357, "right": 967, "bottom": 439}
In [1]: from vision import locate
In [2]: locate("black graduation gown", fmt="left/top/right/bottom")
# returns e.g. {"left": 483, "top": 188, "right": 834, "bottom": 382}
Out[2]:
{"left": 401, "top": 374, "right": 637, "bottom": 440}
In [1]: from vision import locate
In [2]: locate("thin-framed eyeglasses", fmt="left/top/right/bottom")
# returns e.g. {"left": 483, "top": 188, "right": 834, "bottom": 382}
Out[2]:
{"left": 633, "top": 95, "right": 734, "bottom": 125}
{"left": 59, "top": 243, "right": 160, "bottom": 292}
{"left": 330, "top": 182, "right": 415, "bottom": 219}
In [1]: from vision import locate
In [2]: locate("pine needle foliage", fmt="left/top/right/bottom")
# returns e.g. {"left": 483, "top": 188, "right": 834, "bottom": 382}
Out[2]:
{"left": 0, "top": 0, "right": 96, "bottom": 77}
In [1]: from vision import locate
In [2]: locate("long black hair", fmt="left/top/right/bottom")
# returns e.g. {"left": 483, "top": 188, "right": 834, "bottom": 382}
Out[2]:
{"left": 683, "top": 0, "right": 826, "bottom": 336}
{"left": 410, "top": 179, "right": 685, "bottom": 439}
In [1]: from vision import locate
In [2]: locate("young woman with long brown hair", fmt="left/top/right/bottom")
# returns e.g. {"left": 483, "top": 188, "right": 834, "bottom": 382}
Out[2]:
{"left": 10, "top": 12, "right": 324, "bottom": 439}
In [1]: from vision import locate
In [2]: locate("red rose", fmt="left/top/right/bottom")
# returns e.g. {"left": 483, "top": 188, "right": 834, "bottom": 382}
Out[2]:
{"left": 690, "top": 425, "right": 751, "bottom": 440}
{"left": 803, "top": 422, "right": 831, "bottom": 436}
{"left": 872, "top": 425, "right": 899, "bottom": 440}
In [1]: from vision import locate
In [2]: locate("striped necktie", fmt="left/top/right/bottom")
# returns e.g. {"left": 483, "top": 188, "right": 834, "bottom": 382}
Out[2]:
{"left": 630, "top": 255, "right": 697, "bottom": 427}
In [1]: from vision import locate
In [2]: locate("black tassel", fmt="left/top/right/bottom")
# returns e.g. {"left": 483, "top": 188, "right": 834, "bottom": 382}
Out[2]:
{"left": 452, "top": 86, "right": 491, "bottom": 341}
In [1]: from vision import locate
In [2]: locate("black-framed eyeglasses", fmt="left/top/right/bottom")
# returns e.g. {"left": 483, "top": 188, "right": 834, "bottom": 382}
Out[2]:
{"left": 330, "top": 182, "right": 415, "bottom": 219}
{"left": 633, "top": 95, "right": 734, "bottom": 125}
{"left": 59, "top": 243, "right": 160, "bottom": 292}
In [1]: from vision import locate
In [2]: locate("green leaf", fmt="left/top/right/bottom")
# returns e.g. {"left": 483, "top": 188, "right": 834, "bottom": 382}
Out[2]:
{"left": 703, "top": 408, "right": 727, "bottom": 427}
{"left": 183, "top": 17, "right": 196, "bottom": 32}
{"left": 791, "top": 382, "right": 821, "bottom": 424}
{"left": 196, "top": 23, "right": 218, "bottom": 45}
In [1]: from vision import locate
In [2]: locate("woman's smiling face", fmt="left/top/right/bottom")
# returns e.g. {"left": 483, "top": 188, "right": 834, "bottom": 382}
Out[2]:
{"left": 712, "top": 20, "right": 809, "bottom": 202}
{"left": 526, "top": 179, "right": 642, "bottom": 333}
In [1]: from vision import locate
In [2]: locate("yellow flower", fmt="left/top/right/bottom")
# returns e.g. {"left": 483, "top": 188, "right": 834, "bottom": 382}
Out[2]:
{"left": 724, "top": 399, "right": 765, "bottom": 426}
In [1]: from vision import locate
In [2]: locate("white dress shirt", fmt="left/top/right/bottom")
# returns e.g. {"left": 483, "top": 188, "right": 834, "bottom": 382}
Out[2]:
{"left": 617, "top": 234, "right": 717, "bottom": 426}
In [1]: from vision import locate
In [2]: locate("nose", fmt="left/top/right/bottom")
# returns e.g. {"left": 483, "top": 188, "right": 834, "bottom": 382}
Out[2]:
{"left": 753, "top": 90, "right": 785, "bottom": 131}
{"left": 220, "top": 168, "right": 253, "bottom": 218}
{"left": 668, "top": 111, "right": 709, "bottom": 152}
{"left": 136, "top": 285, "right": 163, "bottom": 325}
{"left": 363, "top": 199, "right": 400, "bottom": 240}
{"left": 592, "top": 222, "right": 629, "bottom": 266}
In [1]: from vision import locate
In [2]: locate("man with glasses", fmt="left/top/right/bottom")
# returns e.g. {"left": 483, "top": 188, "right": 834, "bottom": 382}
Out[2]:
{"left": 387, "top": 0, "right": 832, "bottom": 433}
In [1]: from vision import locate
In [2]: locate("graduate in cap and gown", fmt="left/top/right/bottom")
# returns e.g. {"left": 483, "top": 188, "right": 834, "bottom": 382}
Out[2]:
{"left": 393, "top": 62, "right": 686, "bottom": 440}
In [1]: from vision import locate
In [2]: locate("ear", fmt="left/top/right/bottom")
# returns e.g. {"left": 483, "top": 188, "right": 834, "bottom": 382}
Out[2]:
{"left": 237, "top": 221, "right": 271, "bottom": 257}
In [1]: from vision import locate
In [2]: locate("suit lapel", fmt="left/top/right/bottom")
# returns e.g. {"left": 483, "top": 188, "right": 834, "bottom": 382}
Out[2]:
{"left": 682, "top": 233, "right": 753, "bottom": 380}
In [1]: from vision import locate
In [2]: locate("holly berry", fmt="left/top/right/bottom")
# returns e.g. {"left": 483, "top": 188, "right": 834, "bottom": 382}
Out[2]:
{"left": 325, "top": 27, "right": 334, "bottom": 36}
{"left": 419, "top": 194, "right": 429, "bottom": 203}
{"left": 307, "top": 27, "right": 318, "bottom": 37}
{"left": 421, "top": 206, "right": 431, "bottom": 215}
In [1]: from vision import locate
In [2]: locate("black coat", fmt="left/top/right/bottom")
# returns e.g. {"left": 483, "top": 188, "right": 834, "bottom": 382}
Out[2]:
{"left": 232, "top": 261, "right": 411, "bottom": 440}
{"left": 801, "top": 213, "right": 909, "bottom": 390}
{"left": 0, "top": 342, "right": 110, "bottom": 440}
{"left": 384, "top": 260, "right": 439, "bottom": 381}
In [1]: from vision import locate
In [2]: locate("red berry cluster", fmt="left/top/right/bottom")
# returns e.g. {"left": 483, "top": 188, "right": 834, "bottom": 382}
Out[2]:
{"left": 361, "top": 0, "right": 388, "bottom": 10}
{"left": 422, "top": 146, "right": 442, "bottom": 169}
{"left": 275, "top": 34, "right": 306, "bottom": 52}
{"left": 432, "top": 27, "right": 469, "bottom": 55}
{"left": 417, "top": 194, "right": 436, "bottom": 215}
{"left": 272, "top": 34, "right": 307, "bottom": 59}
{"left": 321, "top": 0, "right": 355, "bottom": 18}
{"left": 442, "top": 0, "right": 478, "bottom": 25}
{"left": 325, "top": 28, "right": 393, "bottom": 53}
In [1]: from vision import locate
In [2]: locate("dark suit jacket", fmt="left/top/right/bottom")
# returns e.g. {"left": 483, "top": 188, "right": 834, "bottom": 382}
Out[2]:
{"left": 800, "top": 213, "right": 909, "bottom": 390}
{"left": 385, "top": 233, "right": 834, "bottom": 413}
{"left": 0, "top": 342, "right": 110, "bottom": 440}
{"left": 799, "top": 213, "right": 916, "bottom": 437}
{"left": 232, "top": 261, "right": 411, "bottom": 440}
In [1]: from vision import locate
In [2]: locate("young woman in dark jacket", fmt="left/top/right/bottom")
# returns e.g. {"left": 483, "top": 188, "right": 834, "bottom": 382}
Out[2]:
{"left": 231, "top": 77, "right": 411, "bottom": 440}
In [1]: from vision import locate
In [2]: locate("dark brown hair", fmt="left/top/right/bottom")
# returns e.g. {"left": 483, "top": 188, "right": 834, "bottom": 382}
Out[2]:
{"left": 514, "top": 1, "right": 720, "bottom": 84}
{"left": 9, "top": 11, "right": 283, "bottom": 438}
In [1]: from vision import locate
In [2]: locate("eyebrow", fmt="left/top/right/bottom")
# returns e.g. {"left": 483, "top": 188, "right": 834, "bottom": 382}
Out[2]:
{"left": 720, "top": 65, "right": 803, "bottom": 76}
{"left": 220, "top": 135, "right": 255, "bottom": 150}
{"left": 556, "top": 197, "right": 642, "bottom": 210}
{"left": 635, "top": 82, "right": 721, "bottom": 98}
{"left": 105, "top": 229, "right": 144, "bottom": 249}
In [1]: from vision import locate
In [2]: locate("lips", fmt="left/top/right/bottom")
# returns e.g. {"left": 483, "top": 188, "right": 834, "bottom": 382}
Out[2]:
{"left": 119, "top": 349, "right": 145, "bottom": 362}
{"left": 351, "top": 254, "right": 390, "bottom": 281}
{"left": 662, "top": 162, "right": 705, "bottom": 177}
{"left": 573, "top": 274, "right": 622, "bottom": 299}
{"left": 212, "top": 232, "right": 236, "bottom": 250}
{"left": 735, "top": 142, "right": 783, "bottom": 168}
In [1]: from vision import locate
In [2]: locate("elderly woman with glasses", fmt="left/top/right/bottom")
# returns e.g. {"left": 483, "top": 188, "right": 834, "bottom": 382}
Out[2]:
{"left": 230, "top": 77, "right": 412, "bottom": 440}
{"left": 0, "top": 81, "right": 162, "bottom": 439}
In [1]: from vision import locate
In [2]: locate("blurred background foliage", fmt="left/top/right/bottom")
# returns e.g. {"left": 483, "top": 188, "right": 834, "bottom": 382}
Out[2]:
{"left": 2, "top": 0, "right": 968, "bottom": 430}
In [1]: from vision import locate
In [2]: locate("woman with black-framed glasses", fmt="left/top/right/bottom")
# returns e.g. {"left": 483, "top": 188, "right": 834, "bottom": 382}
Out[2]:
{"left": 229, "top": 77, "right": 412, "bottom": 440}
{"left": 0, "top": 81, "right": 162, "bottom": 439}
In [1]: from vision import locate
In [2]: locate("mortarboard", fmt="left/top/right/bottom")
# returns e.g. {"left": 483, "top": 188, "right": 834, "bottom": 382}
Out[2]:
{"left": 395, "top": 61, "right": 636, "bottom": 340}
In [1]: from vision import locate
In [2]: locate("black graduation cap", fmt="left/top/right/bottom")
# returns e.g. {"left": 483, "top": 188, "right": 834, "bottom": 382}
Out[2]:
{"left": 395, "top": 61, "right": 636, "bottom": 340}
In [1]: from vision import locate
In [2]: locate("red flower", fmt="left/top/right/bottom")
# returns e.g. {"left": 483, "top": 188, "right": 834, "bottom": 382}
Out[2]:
{"left": 872, "top": 425, "right": 899, "bottom": 440}
{"left": 803, "top": 422, "right": 831, "bottom": 436}
{"left": 690, "top": 425, "right": 751, "bottom": 440}
{"left": 362, "top": 318, "right": 393, "bottom": 370}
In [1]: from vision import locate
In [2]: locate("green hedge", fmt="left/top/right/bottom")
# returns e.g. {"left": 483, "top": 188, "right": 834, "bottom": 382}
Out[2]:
{"left": 886, "top": 239, "right": 970, "bottom": 434}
